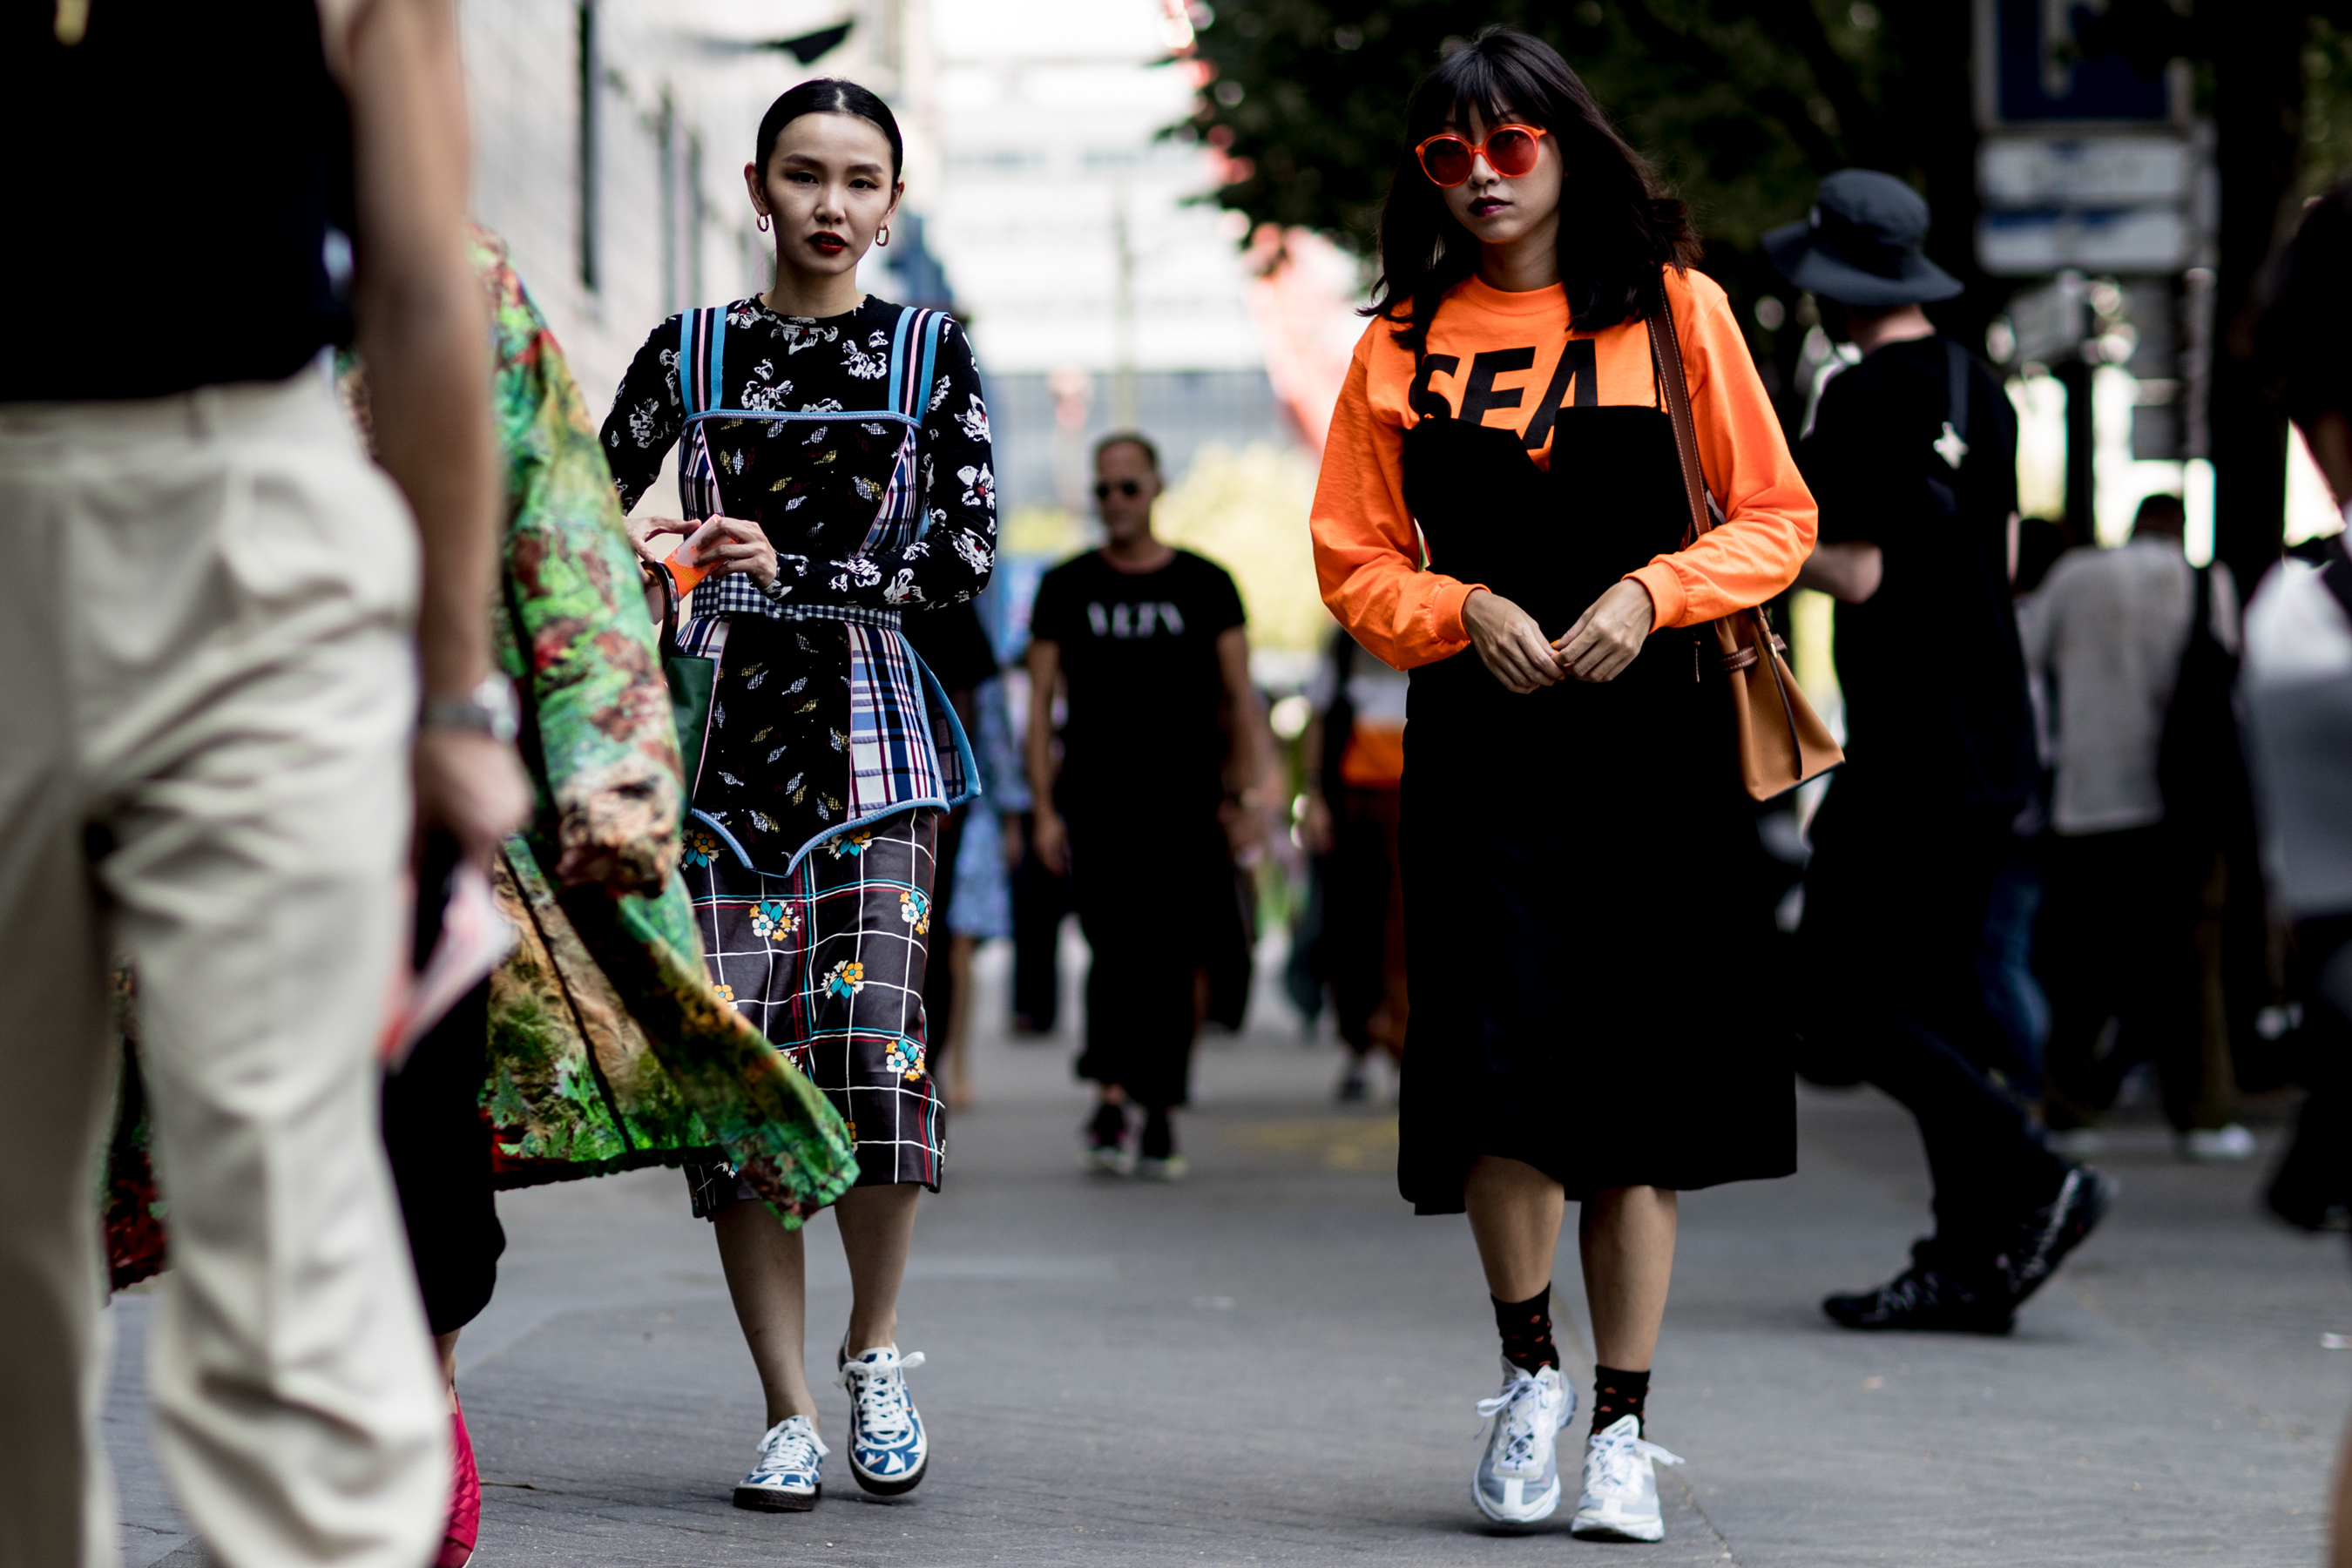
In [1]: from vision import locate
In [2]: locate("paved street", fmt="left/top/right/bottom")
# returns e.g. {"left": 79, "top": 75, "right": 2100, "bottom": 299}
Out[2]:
{"left": 115, "top": 946, "right": 2351, "bottom": 1566}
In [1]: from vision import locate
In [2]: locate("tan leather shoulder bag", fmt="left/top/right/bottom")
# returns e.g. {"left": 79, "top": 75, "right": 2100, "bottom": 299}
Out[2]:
{"left": 1645, "top": 286, "right": 1843, "bottom": 801}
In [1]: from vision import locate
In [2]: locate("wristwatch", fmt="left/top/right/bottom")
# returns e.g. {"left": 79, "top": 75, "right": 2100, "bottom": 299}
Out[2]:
{"left": 421, "top": 674, "right": 520, "bottom": 743}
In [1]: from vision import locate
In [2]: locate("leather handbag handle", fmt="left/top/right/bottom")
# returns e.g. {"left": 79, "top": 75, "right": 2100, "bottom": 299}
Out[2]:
{"left": 1646, "top": 296, "right": 1712, "bottom": 550}
{"left": 1646, "top": 274, "right": 1808, "bottom": 777}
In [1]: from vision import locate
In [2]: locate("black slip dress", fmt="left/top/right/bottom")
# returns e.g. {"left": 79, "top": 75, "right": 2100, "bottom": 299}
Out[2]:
{"left": 1395, "top": 325, "right": 1796, "bottom": 1213}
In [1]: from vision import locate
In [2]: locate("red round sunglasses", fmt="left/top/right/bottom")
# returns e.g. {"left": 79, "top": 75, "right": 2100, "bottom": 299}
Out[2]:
{"left": 1415, "top": 123, "right": 1545, "bottom": 187}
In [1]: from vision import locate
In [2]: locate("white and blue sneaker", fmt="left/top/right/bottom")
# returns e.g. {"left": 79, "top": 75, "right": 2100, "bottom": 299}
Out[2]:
{"left": 1570, "top": 1414, "right": 1684, "bottom": 1542}
{"left": 733, "top": 1414, "right": 827, "bottom": 1512}
{"left": 839, "top": 1344, "right": 929, "bottom": 1495}
{"left": 1472, "top": 1360, "right": 1574, "bottom": 1525}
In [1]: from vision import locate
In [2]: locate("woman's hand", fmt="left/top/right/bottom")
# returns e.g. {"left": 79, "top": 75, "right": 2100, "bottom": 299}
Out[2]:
{"left": 1553, "top": 580, "right": 1656, "bottom": 684}
{"left": 696, "top": 514, "right": 779, "bottom": 587}
{"left": 1462, "top": 588, "right": 1564, "bottom": 694}
{"left": 625, "top": 514, "right": 693, "bottom": 568}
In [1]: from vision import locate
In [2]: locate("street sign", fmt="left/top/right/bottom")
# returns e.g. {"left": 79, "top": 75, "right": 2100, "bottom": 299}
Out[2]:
{"left": 1978, "top": 136, "right": 2191, "bottom": 206}
{"left": 1977, "top": 206, "right": 2190, "bottom": 276}
{"left": 1974, "top": 0, "right": 2185, "bottom": 129}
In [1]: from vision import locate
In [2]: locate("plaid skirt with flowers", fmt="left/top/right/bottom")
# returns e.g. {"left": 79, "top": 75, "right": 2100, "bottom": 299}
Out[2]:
{"left": 679, "top": 807, "right": 944, "bottom": 1204}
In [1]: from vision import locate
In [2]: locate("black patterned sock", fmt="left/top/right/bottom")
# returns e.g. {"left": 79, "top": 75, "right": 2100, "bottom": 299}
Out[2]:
{"left": 1491, "top": 1286, "right": 1559, "bottom": 1373}
{"left": 1592, "top": 1364, "right": 1651, "bottom": 1435}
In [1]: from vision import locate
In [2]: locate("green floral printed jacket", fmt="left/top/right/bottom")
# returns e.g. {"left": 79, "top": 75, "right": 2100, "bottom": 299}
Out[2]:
{"left": 463, "top": 226, "right": 855, "bottom": 1217}
{"left": 103, "top": 230, "right": 855, "bottom": 1288}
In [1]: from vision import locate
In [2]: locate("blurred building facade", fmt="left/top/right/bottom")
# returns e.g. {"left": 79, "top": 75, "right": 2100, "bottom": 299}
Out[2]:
{"left": 456, "top": 0, "right": 1340, "bottom": 659}
{"left": 458, "top": 0, "right": 942, "bottom": 422}
{"left": 923, "top": 0, "right": 1283, "bottom": 522}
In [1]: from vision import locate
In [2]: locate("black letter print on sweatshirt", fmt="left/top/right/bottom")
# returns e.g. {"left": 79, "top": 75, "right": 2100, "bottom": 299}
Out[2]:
{"left": 1409, "top": 355, "right": 1460, "bottom": 420}
{"left": 1519, "top": 340, "right": 1598, "bottom": 451}
{"left": 1457, "top": 347, "right": 1537, "bottom": 425}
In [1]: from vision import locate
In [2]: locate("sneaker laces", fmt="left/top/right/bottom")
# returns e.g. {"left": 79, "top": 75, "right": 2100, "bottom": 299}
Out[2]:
{"left": 846, "top": 1351, "right": 926, "bottom": 1443}
{"left": 1474, "top": 1372, "right": 1551, "bottom": 1465}
{"left": 756, "top": 1417, "right": 828, "bottom": 1473}
{"left": 2000, "top": 1168, "right": 2082, "bottom": 1294}
{"left": 1589, "top": 1422, "right": 1683, "bottom": 1493}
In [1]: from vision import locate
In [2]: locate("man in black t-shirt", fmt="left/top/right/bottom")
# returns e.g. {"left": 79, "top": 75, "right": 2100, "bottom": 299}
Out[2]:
{"left": 1024, "top": 432, "right": 1260, "bottom": 1178}
{"left": 1774, "top": 171, "right": 2107, "bottom": 1334}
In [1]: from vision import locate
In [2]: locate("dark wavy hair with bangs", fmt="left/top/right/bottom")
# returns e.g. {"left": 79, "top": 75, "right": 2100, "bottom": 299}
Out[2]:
{"left": 1367, "top": 27, "right": 1700, "bottom": 351}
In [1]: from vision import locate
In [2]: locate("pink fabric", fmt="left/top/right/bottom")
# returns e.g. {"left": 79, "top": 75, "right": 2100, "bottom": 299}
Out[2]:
{"left": 436, "top": 1405, "right": 479, "bottom": 1568}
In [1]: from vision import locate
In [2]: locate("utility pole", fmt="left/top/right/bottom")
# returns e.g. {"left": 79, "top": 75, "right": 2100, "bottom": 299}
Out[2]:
{"left": 1112, "top": 184, "right": 1139, "bottom": 429}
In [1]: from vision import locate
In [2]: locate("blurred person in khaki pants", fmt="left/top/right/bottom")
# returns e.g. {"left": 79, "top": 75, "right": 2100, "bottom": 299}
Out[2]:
{"left": 0, "top": 3, "right": 528, "bottom": 1565}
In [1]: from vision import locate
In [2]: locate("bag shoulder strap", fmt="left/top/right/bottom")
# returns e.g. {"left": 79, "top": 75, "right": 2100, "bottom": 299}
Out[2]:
{"left": 677, "top": 305, "right": 727, "bottom": 418}
{"left": 1645, "top": 276, "right": 1713, "bottom": 547}
{"left": 889, "top": 306, "right": 946, "bottom": 423}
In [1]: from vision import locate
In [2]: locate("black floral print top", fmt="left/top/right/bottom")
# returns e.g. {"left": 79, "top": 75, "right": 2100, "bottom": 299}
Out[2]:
{"left": 603, "top": 295, "right": 997, "bottom": 870}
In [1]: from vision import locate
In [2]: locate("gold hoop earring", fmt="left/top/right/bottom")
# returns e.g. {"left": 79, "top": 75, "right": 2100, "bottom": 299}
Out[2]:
{"left": 755, "top": 213, "right": 771, "bottom": 233}
{"left": 875, "top": 224, "right": 890, "bottom": 248}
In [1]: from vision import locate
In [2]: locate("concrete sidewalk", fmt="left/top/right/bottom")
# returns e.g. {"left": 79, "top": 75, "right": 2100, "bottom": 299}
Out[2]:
{"left": 113, "top": 948, "right": 2350, "bottom": 1565}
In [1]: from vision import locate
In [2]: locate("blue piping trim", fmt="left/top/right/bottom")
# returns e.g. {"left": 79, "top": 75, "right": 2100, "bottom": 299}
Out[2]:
{"left": 685, "top": 409, "right": 916, "bottom": 428}
{"left": 707, "top": 308, "right": 727, "bottom": 416}
{"left": 916, "top": 314, "right": 943, "bottom": 422}
{"left": 678, "top": 312, "right": 700, "bottom": 416}
{"left": 905, "top": 628, "right": 983, "bottom": 809}
{"left": 689, "top": 808, "right": 758, "bottom": 871}
{"left": 889, "top": 308, "right": 914, "bottom": 408}
{"left": 693, "top": 626, "right": 981, "bottom": 881}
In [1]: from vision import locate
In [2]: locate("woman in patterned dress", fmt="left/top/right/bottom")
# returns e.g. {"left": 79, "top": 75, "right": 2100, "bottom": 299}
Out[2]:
{"left": 601, "top": 79, "right": 995, "bottom": 1513}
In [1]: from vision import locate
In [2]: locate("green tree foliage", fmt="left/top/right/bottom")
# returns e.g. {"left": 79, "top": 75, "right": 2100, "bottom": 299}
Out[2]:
{"left": 1179, "top": 0, "right": 1987, "bottom": 400}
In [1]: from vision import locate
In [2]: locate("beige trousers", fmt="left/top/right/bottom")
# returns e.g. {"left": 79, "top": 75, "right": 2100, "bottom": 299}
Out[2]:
{"left": 0, "top": 370, "right": 448, "bottom": 1568}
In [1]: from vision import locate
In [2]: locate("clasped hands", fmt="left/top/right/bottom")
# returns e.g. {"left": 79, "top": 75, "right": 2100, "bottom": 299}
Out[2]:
{"left": 625, "top": 513, "right": 778, "bottom": 587}
{"left": 1462, "top": 580, "right": 1655, "bottom": 693}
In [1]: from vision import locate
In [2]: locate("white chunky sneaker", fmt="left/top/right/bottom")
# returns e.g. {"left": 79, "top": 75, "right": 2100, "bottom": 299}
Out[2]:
{"left": 1471, "top": 1360, "right": 1574, "bottom": 1525}
{"left": 733, "top": 1414, "right": 827, "bottom": 1512}
{"left": 839, "top": 1344, "right": 929, "bottom": 1495}
{"left": 1571, "top": 1414, "right": 1684, "bottom": 1542}
{"left": 2180, "top": 1123, "right": 2257, "bottom": 1162}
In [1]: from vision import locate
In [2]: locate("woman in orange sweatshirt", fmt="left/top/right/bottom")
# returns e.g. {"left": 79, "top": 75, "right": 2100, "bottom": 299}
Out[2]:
{"left": 1308, "top": 29, "right": 1815, "bottom": 1543}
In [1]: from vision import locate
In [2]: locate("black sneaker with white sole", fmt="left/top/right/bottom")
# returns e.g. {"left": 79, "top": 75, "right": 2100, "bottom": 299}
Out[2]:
{"left": 1822, "top": 1262, "right": 2016, "bottom": 1334}
{"left": 1083, "top": 1101, "right": 1130, "bottom": 1175}
{"left": 1993, "top": 1165, "right": 2114, "bottom": 1305}
{"left": 1825, "top": 1165, "right": 2115, "bottom": 1333}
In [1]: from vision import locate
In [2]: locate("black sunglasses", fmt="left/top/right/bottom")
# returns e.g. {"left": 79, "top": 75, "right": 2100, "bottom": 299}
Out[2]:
{"left": 1092, "top": 479, "right": 1146, "bottom": 500}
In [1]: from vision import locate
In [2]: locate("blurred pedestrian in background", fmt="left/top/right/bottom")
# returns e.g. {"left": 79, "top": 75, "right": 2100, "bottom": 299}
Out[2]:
{"left": 1026, "top": 432, "right": 1263, "bottom": 1179}
{"left": 941, "top": 666, "right": 1030, "bottom": 1107}
{"left": 605, "top": 79, "right": 994, "bottom": 1513}
{"left": 1300, "top": 626, "right": 1411, "bottom": 1103}
{"left": 1006, "top": 779, "right": 1072, "bottom": 1036}
{"left": 0, "top": 3, "right": 532, "bottom": 1565}
{"left": 2022, "top": 492, "right": 2256, "bottom": 1160}
{"left": 2240, "top": 180, "right": 2352, "bottom": 1568}
{"left": 1779, "top": 170, "right": 2112, "bottom": 1335}
{"left": 1312, "top": 30, "right": 1813, "bottom": 1544}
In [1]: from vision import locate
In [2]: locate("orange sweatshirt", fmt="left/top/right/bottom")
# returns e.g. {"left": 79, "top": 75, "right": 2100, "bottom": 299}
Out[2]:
{"left": 1309, "top": 267, "right": 1817, "bottom": 670}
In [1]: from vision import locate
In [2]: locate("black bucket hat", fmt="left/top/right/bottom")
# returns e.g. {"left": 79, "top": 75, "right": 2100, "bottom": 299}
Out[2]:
{"left": 1764, "top": 169, "right": 1962, "bottom": 308}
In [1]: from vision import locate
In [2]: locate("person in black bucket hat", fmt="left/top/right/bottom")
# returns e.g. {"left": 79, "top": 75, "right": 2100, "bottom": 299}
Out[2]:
{"left": 1776, "top": 170, "right": 2117, "bottom": 1334}
{"left": 1764, "top": 168, "right": 1963, "bottom": 309}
